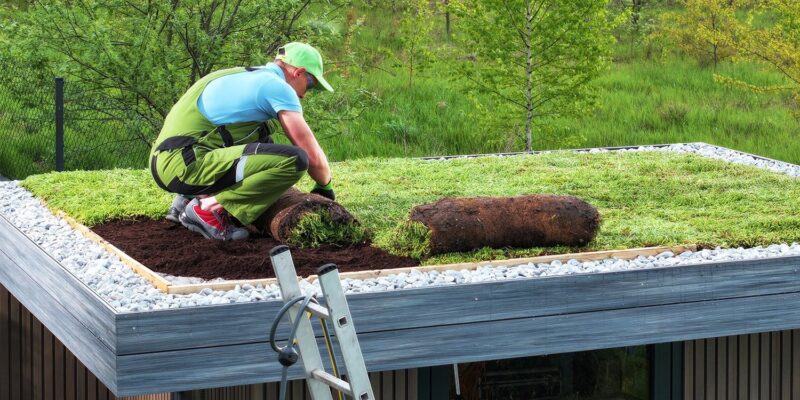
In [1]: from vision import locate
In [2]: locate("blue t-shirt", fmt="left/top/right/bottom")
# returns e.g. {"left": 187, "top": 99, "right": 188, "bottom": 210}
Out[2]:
{"left": 197, "top": 63, "right": 302, "bottom": 125}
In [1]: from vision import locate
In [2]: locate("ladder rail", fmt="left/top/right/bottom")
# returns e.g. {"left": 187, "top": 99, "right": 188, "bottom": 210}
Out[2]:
{"left": 318, "top": 264, "right": 375, "bottom": 400}
{"left": 270, "top": 247, "right": 334, "bottom": 400}
{"left": 270, "top": 246, "right": 376, "bottom": 400}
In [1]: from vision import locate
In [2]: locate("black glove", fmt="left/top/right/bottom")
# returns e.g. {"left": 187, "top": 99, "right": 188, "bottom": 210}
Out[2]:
{"left": 311, "top": 180, "right": 335, "bottom": 201}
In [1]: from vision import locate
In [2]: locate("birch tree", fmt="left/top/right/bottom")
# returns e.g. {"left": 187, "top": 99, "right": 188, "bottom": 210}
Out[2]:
{"left": 454, "top": 0, "right": 615, "bottom": 151}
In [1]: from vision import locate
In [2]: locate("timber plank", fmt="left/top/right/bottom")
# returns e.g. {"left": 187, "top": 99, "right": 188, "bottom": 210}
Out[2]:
{"left": 58, "top": 212, "right": 171, "bottom": 293}
{"left": 10, "top": 290, "right": 21, "bottom": 400}
{"left": 762, "top": 333, "right": 770, "bottom": 400}
{"left": 750, "top": 334, "right": 759, "bottom": 400}
{"left": 794, "top": 330, "right": 800, "bottom": 400}
{"left": 66, "top": 350, "right": 76, "bottom": 400}
{"left": 781, "top": 330, "right": 790, "bottom": 400}
{"left": 164, "top": 246, "right": 693, "bottom": 295}
{"left": 727, "top": 335, "right": 737, "bottom": 400}
{"left": 717, "top": 337, "right": 726, "bottom": 400}
{"left": 739, "top": 335, "right": 748, "bottom": 400}
{"left": 55, "top": 337, "right": 65, "bottom": 400}
{"left": 22, "top": 306, "right": 31, "bottom": 400}
{"left": 116, "top": 254, "right": 800, "bottom": 355}
{"left": 0, "top": 249, "right": 118, "bottom": 393}
{"left": 0, "top": 216, "right": 116, "bottom": 351}
{"left": 116, "top": 290, "right": 800, "bottom": 394}
{"left": 43, "top": 328, "right": 54, "bottom": 400}
{"left": 695, "top": 339, "right": 704, "bottom": 400}
{"left": 33, "top": 317, "right": 43, "bottom": 400}
{"left": 0, "top": 284, "right": 9, "bottom": 400}
{"left": 706, "top": 338, "right": 714, "bottom": 400}
{"left": 772, "top": 332, "right": 781, "bottom": 400}
{"left": 77, "top": 361, "right": 87, "bottom": 400}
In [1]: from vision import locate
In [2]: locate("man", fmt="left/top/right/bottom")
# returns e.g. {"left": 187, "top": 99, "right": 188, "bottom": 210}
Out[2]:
{"left": 150, "top": 42, "right": 336, "bottom": 240}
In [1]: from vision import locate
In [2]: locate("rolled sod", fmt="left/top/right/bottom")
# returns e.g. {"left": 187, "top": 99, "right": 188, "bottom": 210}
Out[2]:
{"left": 255, "top": 187, "right": 368, "bottom": 248}
{"left": 391, "top": 195, "right": 600, "bottom": 258}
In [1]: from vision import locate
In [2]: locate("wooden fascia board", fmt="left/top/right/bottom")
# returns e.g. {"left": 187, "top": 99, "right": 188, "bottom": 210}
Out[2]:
{"left": 0, "top": 243, "right": 118, "bottom": 393}
{"left": 116, "top": 254, "right": 800, "bottom": 354}
{"left": 115, "top": 289, "right": 800, "bottom": 395}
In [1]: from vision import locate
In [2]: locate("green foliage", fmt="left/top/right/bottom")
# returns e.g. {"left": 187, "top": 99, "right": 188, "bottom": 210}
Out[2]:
{"left": 396, "top": 0, "right": 437, "bottom": 88}
{"left": 710, "top": 0, "right": 800, "bottom": 115}
{"left": 655, "top": 0, "right": 738, "bottom": 68}
{"left": 385, "top": 221, "right": 432, "bottom": 259}
{"left": 1, "top": 0, "right": 324, "bottom": 145}
{"left": 24, "top": 151, "right": 800, "bottom": 264}
{"left": 288, "top": 210, "right": 371, "bottom": 248}
{"left": 452, "top": 0, "right": 617, "bottom": 151}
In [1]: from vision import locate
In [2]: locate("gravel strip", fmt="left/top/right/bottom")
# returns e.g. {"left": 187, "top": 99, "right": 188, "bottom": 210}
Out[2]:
{"left": 1, "top": 143, "right": 799, "bottom": 313}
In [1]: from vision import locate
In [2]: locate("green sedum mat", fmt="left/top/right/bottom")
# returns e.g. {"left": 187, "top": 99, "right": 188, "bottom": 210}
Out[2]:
{"left": 21, "top": 151, "right": 800, "bottom": 264}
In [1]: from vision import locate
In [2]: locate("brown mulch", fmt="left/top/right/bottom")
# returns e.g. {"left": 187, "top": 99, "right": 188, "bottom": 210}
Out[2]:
{"left": 90, "top": 217, "right": 418, "bottom": 280}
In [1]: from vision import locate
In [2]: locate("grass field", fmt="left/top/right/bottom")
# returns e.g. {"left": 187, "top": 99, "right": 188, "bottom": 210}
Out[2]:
{"left": 22, "top": 151, "right": 800, "bottom": 265}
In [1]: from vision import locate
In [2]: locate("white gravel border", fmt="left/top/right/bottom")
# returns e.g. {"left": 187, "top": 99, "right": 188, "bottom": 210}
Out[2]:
{"left": 1, "top": 142, "right": 799, "bottom": 313}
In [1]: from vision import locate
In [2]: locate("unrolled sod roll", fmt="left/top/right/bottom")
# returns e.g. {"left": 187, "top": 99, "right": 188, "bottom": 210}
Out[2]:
{"left": 397, "top": 195, "right": 600, "bottom": 257}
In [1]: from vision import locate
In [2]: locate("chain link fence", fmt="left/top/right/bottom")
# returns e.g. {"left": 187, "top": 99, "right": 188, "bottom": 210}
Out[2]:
{"left": 0, "top": 76, "right": 155, "bottom": 180}
{"left": 0, "top": 70, "right": 55, "bottom": 180}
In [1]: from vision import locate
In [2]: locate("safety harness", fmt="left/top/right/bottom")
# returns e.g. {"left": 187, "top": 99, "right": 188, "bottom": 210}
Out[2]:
{"left": 150, "top": 122, "right": 272, "bottom": 195}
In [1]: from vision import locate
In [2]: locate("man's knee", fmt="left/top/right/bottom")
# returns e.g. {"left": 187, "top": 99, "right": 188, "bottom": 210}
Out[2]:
{"left": 291, "top": 147, "right": 309, "bottom": 172}
{"left": 243, "top": 143, "right": 308, "bottom": 172}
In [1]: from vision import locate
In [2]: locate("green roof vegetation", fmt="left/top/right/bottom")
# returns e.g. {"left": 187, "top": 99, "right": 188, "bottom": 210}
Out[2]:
{"left": 21, "top": 151, "right": 800, "bottom": 265}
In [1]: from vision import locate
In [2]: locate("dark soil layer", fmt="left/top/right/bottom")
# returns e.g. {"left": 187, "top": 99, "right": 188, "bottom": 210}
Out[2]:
{"left": 91, "top": 217, "right": 417, "bottom": 280}
{"left": 411, "top": 195, "right": 600, "bottom": 255}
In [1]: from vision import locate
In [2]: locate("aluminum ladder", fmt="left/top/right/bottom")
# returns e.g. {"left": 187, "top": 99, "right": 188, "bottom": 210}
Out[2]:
{"left": 270, "top": 245, "right": 375, "bottom": 400}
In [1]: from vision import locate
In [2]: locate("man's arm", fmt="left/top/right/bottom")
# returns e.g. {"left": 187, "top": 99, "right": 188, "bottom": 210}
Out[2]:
{"left": 277, "top": 110, "right": 331, "bottom": 185}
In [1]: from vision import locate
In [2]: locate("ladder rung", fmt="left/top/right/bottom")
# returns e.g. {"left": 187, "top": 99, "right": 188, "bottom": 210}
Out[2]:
{"left": 311, "top": 369, "right": 352, "bottom": 396}
{"left": 306, "top": 302, "right": 330, "bottom": 319}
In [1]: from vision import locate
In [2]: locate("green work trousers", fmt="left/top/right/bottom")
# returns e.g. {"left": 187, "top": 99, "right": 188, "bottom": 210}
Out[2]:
{"left": 152, "top": 142, "right": 308, "bottom": 225}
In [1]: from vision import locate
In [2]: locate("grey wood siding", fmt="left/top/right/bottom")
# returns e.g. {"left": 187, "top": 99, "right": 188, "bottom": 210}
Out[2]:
{"left": 684, "top": 329, "right": 800, "bottom": 399}
{"left": 1, "top": 282, "right": 417, "bottom": 399}
{"left": 0, "top": 282, "right": 167, "bottom": 400}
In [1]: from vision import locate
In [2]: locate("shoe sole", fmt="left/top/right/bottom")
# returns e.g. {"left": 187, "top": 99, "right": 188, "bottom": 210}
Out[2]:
{"left": 165, "top": 214, "right": 181, "bottom": 224}
{"left": 179, "top": 213, "right": 216, "bottom": 240}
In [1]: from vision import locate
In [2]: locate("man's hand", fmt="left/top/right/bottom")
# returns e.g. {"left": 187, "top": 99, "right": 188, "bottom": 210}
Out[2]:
{"left": 311, "top": 180, "right": 335, "bottom": 201}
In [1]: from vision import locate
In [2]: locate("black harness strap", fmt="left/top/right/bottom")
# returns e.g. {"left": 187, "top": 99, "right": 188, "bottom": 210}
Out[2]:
{"left": 150, "top": 155, "right": 241, "bottom": 196}
{"left": 166, "top": 159, "right": 241, "bottom": 195}
{"left": 150, "top": 155, "right": 171, "bottom": 192}
{"left": 217, "top": 125, "right": 234, "bottom": 147}
{"left": 244, "top": 142, "right": 308, "bottom": 172}
{"left": 154, "top": 136, "right": 198, "bottom": 167}
{"left": 155, "top": 136, "right": 197, "bottom": 151}
{"left": 258, "top": 122, "right": 272, "bottom": 143}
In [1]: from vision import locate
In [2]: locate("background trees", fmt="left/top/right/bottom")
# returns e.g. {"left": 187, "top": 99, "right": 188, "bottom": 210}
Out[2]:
{"left": 2, "top": 0, "right": 800, "bottom": 179}
{"left": 3, "top": 0, "right": 324, "bottom": 139}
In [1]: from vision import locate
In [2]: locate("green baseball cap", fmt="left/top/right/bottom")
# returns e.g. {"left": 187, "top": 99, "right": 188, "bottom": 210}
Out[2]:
{"left": 277, "top": 42, "right": 334, "bottom": 92}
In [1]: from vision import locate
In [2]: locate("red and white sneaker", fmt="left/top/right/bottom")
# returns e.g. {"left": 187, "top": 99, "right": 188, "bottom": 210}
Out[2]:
{"left": 179, "top": 199, "right": 249, "bottom": 240}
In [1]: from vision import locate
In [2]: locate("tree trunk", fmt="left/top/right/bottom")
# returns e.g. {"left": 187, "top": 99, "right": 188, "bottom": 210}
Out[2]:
{"left": 712, "top": 14, "right": 718, "bottom": 69}
{"left": 444, "top": 0, "right": 451, "bottom": 40}
{"left": 525, "top": 1, "right": 534, "bottom": 152}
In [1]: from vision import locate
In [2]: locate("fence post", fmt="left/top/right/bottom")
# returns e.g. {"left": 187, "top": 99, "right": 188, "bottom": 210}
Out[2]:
{"left": 55, "top": 77, "right": 64, "bottom": 172}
